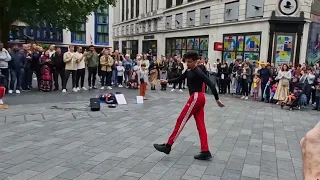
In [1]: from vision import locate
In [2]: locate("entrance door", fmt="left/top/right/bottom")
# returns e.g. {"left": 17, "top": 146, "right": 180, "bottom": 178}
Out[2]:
{"left": 273, "top": 33, "right": 296, "bottom": 66}
{"left": 142, "top": 40, "right": 157, "bottom": 56}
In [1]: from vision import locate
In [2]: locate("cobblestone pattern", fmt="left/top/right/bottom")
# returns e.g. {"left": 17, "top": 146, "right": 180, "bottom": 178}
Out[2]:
{"left": 0, "top": 91, "right": 319, "bottom": 180}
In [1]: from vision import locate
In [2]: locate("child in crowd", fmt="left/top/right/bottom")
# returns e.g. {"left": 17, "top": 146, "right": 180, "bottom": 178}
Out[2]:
{"left": 160, "top": 68, "right": 168, "bottom": 91}
{"left": 252, "top": 74, "right": 260, "bottom": 100}
{"left": 139, "top": 64, "right": 148, "bottom": 100}
{"left": 270, "top": 81, "right": 278, "bottom": 103}
{"left": 282, "top": 86, "right": 301, "bottom": 105}
{"left": 128, "top": 71, "right": 138, "bottom": 89}
{"left": 117, "top": 61, "right": 125, "bottom": 87}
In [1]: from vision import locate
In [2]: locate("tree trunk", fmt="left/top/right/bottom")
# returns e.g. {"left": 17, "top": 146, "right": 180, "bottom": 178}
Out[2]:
{"left": 0, "top": 23, "right": 10, "bottom": 48}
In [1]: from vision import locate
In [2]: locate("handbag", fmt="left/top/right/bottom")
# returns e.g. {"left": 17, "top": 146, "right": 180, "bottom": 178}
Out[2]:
{"left": 281, "top": 82, "right": 289, "bottom": 87}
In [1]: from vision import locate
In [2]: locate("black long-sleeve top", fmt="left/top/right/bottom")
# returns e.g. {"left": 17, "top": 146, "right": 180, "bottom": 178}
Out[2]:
{"left": 168, "top": 66, "right": 219, "bottom": 100}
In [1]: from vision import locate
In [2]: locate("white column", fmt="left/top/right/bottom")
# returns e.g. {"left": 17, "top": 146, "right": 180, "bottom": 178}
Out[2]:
{"left": 128, "top": 0, "right": 131, "bottom": 19}
{"left": 134, "top": 0, "right": 137, "bottom": 17}
{"left": 172, "top": 0, "right": 176, "bottom": 7}
{"left": 139, "top": 0, "right": 144, "bottom": 15}
{"left": 158, "top": 0, "right": 165, "bottom": 9}
{"left": 120, "top": 0, "right": 123, "bottom": 21}
{"left": 153, "top": 0, "right": 158, "bottom": 11}
{"left": 147, "top": 0, "right": 151, "bottom": 13}
{"left": 124, "top": 0, "right": 127, "bottom": 21}
{"left": 183, "top": 0, "right": 187, "bottom": 4}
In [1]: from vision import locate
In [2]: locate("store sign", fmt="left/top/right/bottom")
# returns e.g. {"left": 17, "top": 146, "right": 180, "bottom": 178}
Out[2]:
{"left": 144, "top": 35, "right": 155, "bottom": 39}
{"left": 214, "top": 42, "right": 223, "bottom": 51}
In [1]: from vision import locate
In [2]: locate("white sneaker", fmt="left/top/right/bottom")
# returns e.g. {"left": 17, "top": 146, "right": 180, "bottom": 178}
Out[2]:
{"left": 16, "top": 90, "right": 20, "bottom": 94}
{"left": 89, "top": 86, "right": 92, "bottom": 90}
{"left": 62, "top": 89, "right": 67, "bottom": 93}
{"left": 0, "top": 99, "right": 3, "bottom": 105}
{"left": 241, "top": 96, "right": 245, "bottom": 99}
{"left": 73, "top": 88, "right": 78, "bottom": 92}
{"left": 8, "top": 90, "right": 13, "bottom": 94}
{"left": 107, "top": 86, "right": 112, "bottom": 90}
{"left": 100, "top": 86, "right": 105, "bottom": 90}
{"left": 118, "top": 85, "right": 123, "bottom": 88}
{"left": 171, "top": 89, "right": 175, "bottom": 92}
{"left": 245, "top": 96, "right": 248, "bottom": 100}
{"left": 77, "top": 87, "right": 80, "bottom": 91}
{"left": 179, "top": 89, "right": 183, "bottom": 92}
{"left": 82, "top": 87, "right": 87, "bottom": 90}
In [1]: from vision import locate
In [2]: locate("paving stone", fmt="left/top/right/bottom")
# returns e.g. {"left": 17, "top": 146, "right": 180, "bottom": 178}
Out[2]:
{"left": 73, "top": 172, "right": 101, "bottom": 180}
{"left": 98, "top": 167, "right": 128, "bottom": 180}
{"left": 8, "top": 170, "right": 40, "bottom": 180}
{"left": 242, "top": 164, "right": 260, "bottom": 178}
{"left": 204, "top": 162, "right": 226, "bottom": 176}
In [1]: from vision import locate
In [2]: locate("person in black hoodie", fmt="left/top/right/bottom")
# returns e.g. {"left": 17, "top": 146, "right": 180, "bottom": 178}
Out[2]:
{"left": 174, "top": 57, "right": 184, "bottom": 92}
{"left": 219, "top": 63, "right": 229, "bottom": 94}
{"left": 52, "top": 48, "right": 65, "bottom": 91}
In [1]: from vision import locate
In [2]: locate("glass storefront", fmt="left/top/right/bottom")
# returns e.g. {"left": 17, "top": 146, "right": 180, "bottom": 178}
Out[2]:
{"left": 122, "top": 40, "right": 138, "bottom": 59}
{"left": 223, "top": 32, "right": 261, "bottom": 63}
{"left": 142, "top": 40, "right": 157, "bottom": 56}
{"left": 306, "top": 15, "right": 320, "bottom": 65}
{"left": 165, "top": 36, "right": 209, "bottom": 58}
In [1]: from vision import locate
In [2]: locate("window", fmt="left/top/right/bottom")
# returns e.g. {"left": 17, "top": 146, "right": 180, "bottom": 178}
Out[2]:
{"left": 166, "top": 36, "right": 209, "bottom": 58}
{"left": 131, "top": 0, "right": 134, "bottom": 19}
{"left": 145, "top": 0, "right": 148, "bottom": 13}
{"left": 225, "top": 1, "right": 240, "bottom": 21}
{"left": 166, "top": 0, "right": 172, "bottom": 8}
{"left": 22, "top": 26, "right": 63, "bottom": 42}
{"left": 166, "top": 16, "right": 172, "bottom": 29}
{"left": 246, "top": 0, "right": 264, "bottom": 18}
{"left": 122, "top": 0, "right": 125, "bottom": 21}
{"left": 200, "top": 7, "right": 210, "bottom": 25}
{"left": 136, "top": 0, "right": 139, "bottom": 17}
{"left": 95, "top": 8, "right": 109, "bottom": 45}
{"left": 176, "top": 0, "right": 183, "bottom": 6}
{"left": 71, "top": 23, "right": 86, "bottom": 44}
{"left": 151, "top": 0, "right": 154, "bottom": 11}
{"left": 175, "top": 13, "right": 183, "bottom": 28}
{"left": 222, "top": 33, "right": 261, "bottom": 63}
{"left": 126, "top": 0, "right": 129, "bottom": 20}
{"left": 187, "top": 10, "right": 195, "bottom": 26}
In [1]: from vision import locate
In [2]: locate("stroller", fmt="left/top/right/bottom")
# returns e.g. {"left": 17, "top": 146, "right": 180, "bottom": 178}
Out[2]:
{"left": 280, "top": 84, "right": 304, "bottom": 110}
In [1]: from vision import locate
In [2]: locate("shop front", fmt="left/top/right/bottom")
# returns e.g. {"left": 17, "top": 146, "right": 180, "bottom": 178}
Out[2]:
{"left": 121, "top": 40, "right": 138, "bottom": 59}
{"left": 142, "top": 35, "right": 157, "bottom": 56}
{"left": 113, "top": 41, "right": 119, "bottom": 50}
{"left": 306, "top": 14, "right": 320, "bottom": 65}
{"left": 222, "top": 32, "right": 261, "bottom": 63}
{"left": 165, "top": 36, "right": 209, "bottom": 58}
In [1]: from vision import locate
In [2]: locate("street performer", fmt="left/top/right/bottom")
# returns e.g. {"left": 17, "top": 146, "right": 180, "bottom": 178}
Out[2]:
{"left": 154, "top": 51, "right": 224, "bottom": 160}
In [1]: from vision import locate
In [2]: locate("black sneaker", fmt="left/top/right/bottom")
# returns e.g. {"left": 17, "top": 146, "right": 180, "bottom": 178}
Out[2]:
{"left": 194, "top": 151, "right": 212, "bottom": 160}
{"left": 153, "top": 144, "right": 171, "bottom": 155}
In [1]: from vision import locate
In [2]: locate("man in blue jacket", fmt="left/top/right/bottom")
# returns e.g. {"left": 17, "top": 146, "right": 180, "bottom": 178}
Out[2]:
{"left": 9, "top": 44, "right": 25, "bottom": 94}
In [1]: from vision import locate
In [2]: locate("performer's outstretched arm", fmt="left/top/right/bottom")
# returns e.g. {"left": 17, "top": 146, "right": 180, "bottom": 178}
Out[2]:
{"left": 195, "top": 67, "right": 219, "bottom": 100}
{"left": 168, "top": 71, "right": 187, "bottom": 84}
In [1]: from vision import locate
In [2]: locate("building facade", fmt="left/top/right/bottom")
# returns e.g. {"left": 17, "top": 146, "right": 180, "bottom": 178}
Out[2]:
{"left": 11, "top": 6, "right": 113, "bottom": 49}
{"left": 112, "top": 0, "right": 319, "bottom": 65}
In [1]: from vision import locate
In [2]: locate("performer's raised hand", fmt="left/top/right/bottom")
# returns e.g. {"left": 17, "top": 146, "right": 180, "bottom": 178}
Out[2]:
{"left": 216, "top": 100, "right": 225, "bottom": 107}
{"left": 300, "top": 121, "right": 320, "bottom": 180}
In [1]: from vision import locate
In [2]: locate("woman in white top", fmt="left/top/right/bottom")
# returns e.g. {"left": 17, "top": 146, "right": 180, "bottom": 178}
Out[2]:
{"left": 274, "top": 64, "right": 292, "bottom": 102}
{"left": 75, "top": 47, "right": 87, "bottom": 91}
{"left": 140, "top": 54, "right": 150, "bottom": 70}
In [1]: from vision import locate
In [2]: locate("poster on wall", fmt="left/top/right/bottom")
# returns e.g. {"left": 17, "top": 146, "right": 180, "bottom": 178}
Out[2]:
{"left": 187, "top": 38, "right": 194, "bottom": 49}
{"left": 244, "top": 52, "right": 260, "bottom": 63}
{"left": 237, "top": 36, "right": 244, "bottom": 51}
{"left": 200, "top": 38, "right": 208, "bottom": 50}
{"left": 194, "top": 39, "right": 199, "bottom": 50}
{"left": 306, "top": 22, "right": 320, "bottom": 65}
{"left": 245, "top": 35, "right": 260, "bottom": 51}
{"left": 224, "top": 36, "right": 236, "bottom": 51}
{"left": 223, "top": 52, "right": 235, "bottom": 63}
{"left": 182, "top": 39, "right": 186, "bottom": 49}
{"left": 275, "top": 35, "right": 294, "bottom": 66}
{"left": 176, "top": 39, "right": 182, "bottom": 49}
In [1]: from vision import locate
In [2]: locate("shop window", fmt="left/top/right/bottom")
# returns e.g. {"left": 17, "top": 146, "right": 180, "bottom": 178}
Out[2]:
{"left": 246, "top": 0, "right": 264, "bottom": 18}
{"left": 187, "top": 10, "right": 195, "bottom": 26}
{"left": 143, "top": 40, "right": 157, "bottom": 56}
{"left": 222, "top": 33, "right": 261, "bottom": 63}
{"left": 165, "top": 36, "right": 208, "bottom": 58}
{"left": 123, "top": 40, "right": 138, "bottom": 58}
{"left": 71, "top": 23, "right": 86, "bottom": 44}
{"left": 200, "top": 7, "right": 210, "bottom": 25}
{"left": 225, "top": 1, "right": 240, "bottom": 21}
{"left": 175, "top": 13, "right": 183, "bottom": 29}
{"left": 166, "top": 16, "right": 172, "bottom": 29}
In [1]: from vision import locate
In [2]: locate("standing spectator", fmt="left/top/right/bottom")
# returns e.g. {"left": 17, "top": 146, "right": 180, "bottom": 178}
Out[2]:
{"left": 241, "top": 62, "right": 251, "bottom": 99}
{"left": 62, "top": 45, "right": 77, "bottom": 93}
{"left": 52, "top": 48, "right": 65, "bottom": 91}
{"left": 22, "top": 44, "right": 32, "bottom": 91}
{"left": 100, "top": 48, "right": 114, "bottom": 90}
{"left": 48, "top": 44, "right": 56, "bottom": 57}
{"left": 304, "top": 68, "right": 316, "bottom": 105}
{"left": 112, "top": 50, "right": 122, "bottom": 85}
{"left": 259, "top": 63, "right": 272, "bottom": 101}
{"left": 230, "top": 59, "right": 239, "bottom": 95}
{"left": 116, "top": 61, "right": 125, "bottom": 87}
{"left": 274, "top": 64, "right": 291, "bottom": 103}
{"left": 75, "top": 46, "right": 86, "bottom": 91}
{"left": 31, "top": 44, "right": 41, "bottom": 89}
{"left": 39, "top": 50, "right": 53, "bottom": 92}
{"left": 9, "top": 44, "right": 24, "bottom": 94}
{"left": 139, "top": 63, "right": 148, "bottom": 100}
{"left": 313, "top": 73, "right": 320, "bottom": 111}
{"left": 149, "top": 57, "right": 159, "bottom": 90}
{"left": 123, "top": 54, "right": 133, "bottom": 84}
{"left": 141, "top": 54, "right": 150, "bottom": 69}
{"left": 86, "top": 45, "right": 99, "bottom": 89}
{"left": 220, "top": 63, "right": 229, "bottom": 94}
{"left": 0, "top": 42, "right": 11, "bottom": 93}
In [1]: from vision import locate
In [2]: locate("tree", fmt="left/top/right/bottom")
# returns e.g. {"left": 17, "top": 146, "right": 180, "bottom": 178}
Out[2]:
{"left": 0, "top": 0, "right": 117, "bottom": 46}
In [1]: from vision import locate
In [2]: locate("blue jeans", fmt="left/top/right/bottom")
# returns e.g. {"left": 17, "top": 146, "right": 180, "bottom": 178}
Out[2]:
{"left": 236, "top": 79, "right": 242, "bottom": 95}
{"left": 124, "top": 70, "right": 131, "bottom": 83}
{"left": 10, "top": 68, "right": 24, "bottom": 90}
{"left": 112, "top": 69, "right": 117, "bottom": 84}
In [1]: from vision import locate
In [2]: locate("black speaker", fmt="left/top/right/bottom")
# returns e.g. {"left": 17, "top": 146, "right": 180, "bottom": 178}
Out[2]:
{"left": 90, "top": 98, "right": 100, "bottom": 111}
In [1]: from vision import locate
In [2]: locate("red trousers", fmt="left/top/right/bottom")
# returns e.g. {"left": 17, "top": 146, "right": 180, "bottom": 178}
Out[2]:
{"left": 167, "top": 92, "right": 209, "bottom": 152}
{"left": 0, "top": 86, "right": 5, "bottom": 99}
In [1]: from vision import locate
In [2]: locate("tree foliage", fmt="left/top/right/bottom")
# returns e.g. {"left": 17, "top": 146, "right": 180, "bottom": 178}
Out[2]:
{"left": 0, "top": 0, "right": 117, "bottom": 45}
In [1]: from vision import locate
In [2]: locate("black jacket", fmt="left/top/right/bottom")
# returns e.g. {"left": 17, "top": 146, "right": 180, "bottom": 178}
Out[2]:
{"left": 52, "top": 53, "right": 65, "bottom": 70}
